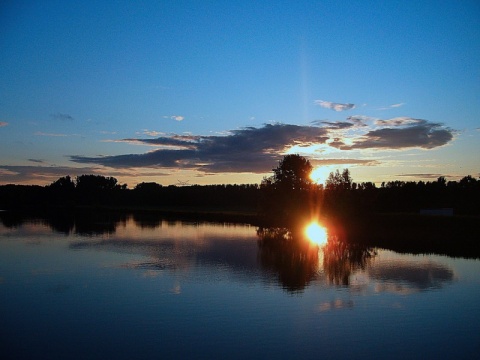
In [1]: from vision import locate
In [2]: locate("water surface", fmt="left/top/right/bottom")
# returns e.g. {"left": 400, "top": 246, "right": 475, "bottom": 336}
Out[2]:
{"left": 1, "top": 214, "right": 479, "bottom": 359}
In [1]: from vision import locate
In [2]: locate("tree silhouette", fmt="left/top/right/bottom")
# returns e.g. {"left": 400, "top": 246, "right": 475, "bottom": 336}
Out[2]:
{"left": 325, "top": 169, "right": 352, "bottom": 191}
{"left": 272, "top": 154, "right": 314, "bottom": 191}
{"left": 260, "top": 154, "right": 320, "bottom": 224}
{"left": 48, "top": 175, "right": 75, "bottom": 191}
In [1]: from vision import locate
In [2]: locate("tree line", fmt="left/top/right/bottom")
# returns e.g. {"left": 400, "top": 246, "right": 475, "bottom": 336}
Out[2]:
{"left": 0, "top": 157, "right": 478, "bottom": 218}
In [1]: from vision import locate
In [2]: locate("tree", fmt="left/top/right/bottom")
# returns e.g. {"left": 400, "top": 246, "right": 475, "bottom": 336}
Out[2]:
{"left": 48, "top": 175, "right": 75, "bottom": 191}
{"left": 271, "top": 154, "right": 314, "bottom": 191}
{"left": 325, "top": 169, "right": 352, "bottom": 191}
{"left": 323, "top": 169, "right": 354, "bottom": 217}
{"left": 75, "top": 175, "right": 119, "bottom": 192}
{"left": 260, "top": 155, "right": 320, "bottom": 224}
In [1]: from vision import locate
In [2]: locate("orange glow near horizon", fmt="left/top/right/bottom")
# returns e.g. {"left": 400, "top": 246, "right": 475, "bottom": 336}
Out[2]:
{"left": 305, "top": 222, "right": 328, "bottom": 246}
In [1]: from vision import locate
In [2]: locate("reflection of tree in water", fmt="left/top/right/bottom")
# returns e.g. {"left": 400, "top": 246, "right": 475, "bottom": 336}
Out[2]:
{"left": 132, "top": 212, "right": 163, "bottom": 229}
{"left": 73, "top": 212, "right": 128, "bottom": 236}
{"left": 322, "top": 235, "right": 376, "bottom": 286}
{"left": 0, "top": 211, "right": 127, "bottom": 236}
{"left": 257, "top": 226, "right": 377, "bottom": 291}
{"left": 257, "top": 227, "right": 319, "bottom": 293}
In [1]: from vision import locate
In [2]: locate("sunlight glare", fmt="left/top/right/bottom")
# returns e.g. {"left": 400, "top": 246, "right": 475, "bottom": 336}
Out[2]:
{"left": 305, "top": 222, "right": 328, "bottom": 246}
{"left": 310, "top": 167, "right": 329, "bottom": 184}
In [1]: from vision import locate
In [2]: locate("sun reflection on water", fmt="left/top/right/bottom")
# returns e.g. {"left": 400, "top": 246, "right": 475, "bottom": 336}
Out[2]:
{"left": 305, "top": 222, "right": 328, "bottom": 246}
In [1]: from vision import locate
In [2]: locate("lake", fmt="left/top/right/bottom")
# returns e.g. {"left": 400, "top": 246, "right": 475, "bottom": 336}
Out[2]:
{"left": 1, "top": 212, "right": 479, "bottom": 359}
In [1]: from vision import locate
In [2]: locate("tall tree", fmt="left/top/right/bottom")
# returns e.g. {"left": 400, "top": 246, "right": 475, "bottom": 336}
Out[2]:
{"left": 271, "top": 154, "right": 314, "bottom": 191}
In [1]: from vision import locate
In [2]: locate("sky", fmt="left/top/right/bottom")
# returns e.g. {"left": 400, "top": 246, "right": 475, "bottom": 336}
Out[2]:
{"left": 1, "top": 0, "right": 479, "bottom": 187}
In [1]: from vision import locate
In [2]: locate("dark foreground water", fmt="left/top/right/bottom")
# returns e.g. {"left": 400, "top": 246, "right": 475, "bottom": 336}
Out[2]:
{"left": 1, "top": 213, "right": 479, "bottom": 359}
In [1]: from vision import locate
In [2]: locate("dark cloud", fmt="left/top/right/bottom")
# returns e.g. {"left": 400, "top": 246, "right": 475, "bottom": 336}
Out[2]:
{"left": 375, "top": 117, "right": 422, "bottom": 127}
{"left": 68, "top": 118, "right": 454, "bottom": 175}
{"left": 346, "top": 115, "right": 370, "bottom": 127}
{"left": 51, "top": 113, "right": 74, "bottom": 121}
{"left": 28, "top": 159, "right": 45, "bottom": 164}
{"left": 315, "top": 100, "right": 355, "bottom": 112}
{"left": 71, "top": 123, "right": 330, "bottom": 173}
{"left": 332, "top": 121, "right": 454, "bottom": 150}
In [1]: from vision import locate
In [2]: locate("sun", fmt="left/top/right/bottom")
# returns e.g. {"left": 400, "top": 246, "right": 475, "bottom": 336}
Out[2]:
{"left": 305, "top": 222, "right": 328, "bottom": 246}
{"left": 310, "top": 167, "right": 329, "bottom": 184}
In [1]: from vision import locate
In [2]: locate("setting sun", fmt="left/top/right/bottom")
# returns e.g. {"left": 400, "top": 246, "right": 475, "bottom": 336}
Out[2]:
{"left": 310, "top": 167, "right": 329, "bottom": 184}
{"left": 305, "top": 222, "right": 328, "bottom": 246}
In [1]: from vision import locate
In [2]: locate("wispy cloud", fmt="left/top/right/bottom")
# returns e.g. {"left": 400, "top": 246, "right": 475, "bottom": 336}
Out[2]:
{"left": 311, "top": 158, "right": 378, "bottom": 166}
{"left": 315, "top": 100, "right": 355, "bottom": 112}
{"left": 0, "top": 165, "right": 162, "bottom": 184}
{"left": 0, "top": 121, "right": 8, "bottom": 127}
{"left": 28, "top": 159, "right": 45, "bottom": 164}
{"left": 35, "top": 132, "right": 68, "bottom": 137}
{"left": 51, "top": 113, "right": 74, "bottom": 121}
{"left": 377, "top": 102, "right": 405, "bottom": 110}
{"left": 0, "top": 165, "right": 97, "bottom": 184}
{"left": 396, "top": 173, "right": 453, "bottom": 179}
{"left": 143, "top": 130, "right": 165, "bottom": 137}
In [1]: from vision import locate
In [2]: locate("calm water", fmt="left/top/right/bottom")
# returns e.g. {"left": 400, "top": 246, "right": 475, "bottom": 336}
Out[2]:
{"left": 1, "top": 213, "right": 479, "bottom": 359}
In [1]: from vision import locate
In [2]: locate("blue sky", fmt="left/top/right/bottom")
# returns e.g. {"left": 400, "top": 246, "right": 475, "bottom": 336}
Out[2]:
{"left": 1, "top": 0, "right": 479, "bottom": 186}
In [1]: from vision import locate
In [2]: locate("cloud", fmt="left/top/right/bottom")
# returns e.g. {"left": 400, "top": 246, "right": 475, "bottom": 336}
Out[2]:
{"left": 164, "top": 115, "right": 184, "bottom": 121}
{"left": 34, "top": 132, "right": 68, "bottom": 137}
{"left": 375, "top": 117, "right": 422, "bottom": 127}
{"left": 332, "top": 118, "right": 454, "bottom": 150}
{"left": 143, "top": 130, "right": 165, "bottom": 137}
{"left": 346, "top": 115, "right": 374, "bottom": 126}
{"left": 311, "top": 159, "right": 378, "bottom": 166}
{"left": 0, "top": 121, "right": 8, "bottom": 127}
{"left": 317, "top": 121, "right": 355, "bottom": 130}
{"left": 396, "top": 173, "right": 453, "bottom": 179}
{"left": 71, "top": 123, "right": 330, "bottom": 173}
{"left": 377, "top": 103, "right": 405, "bottom": 110}
{"left": 315, "top": 100, "right": 355, "bottom": 112}
{"left": 69, "top": 116, "right": 455, "bottom": 175}
{"left": 51, "top": 113, "right": 74, "bottom": 121}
